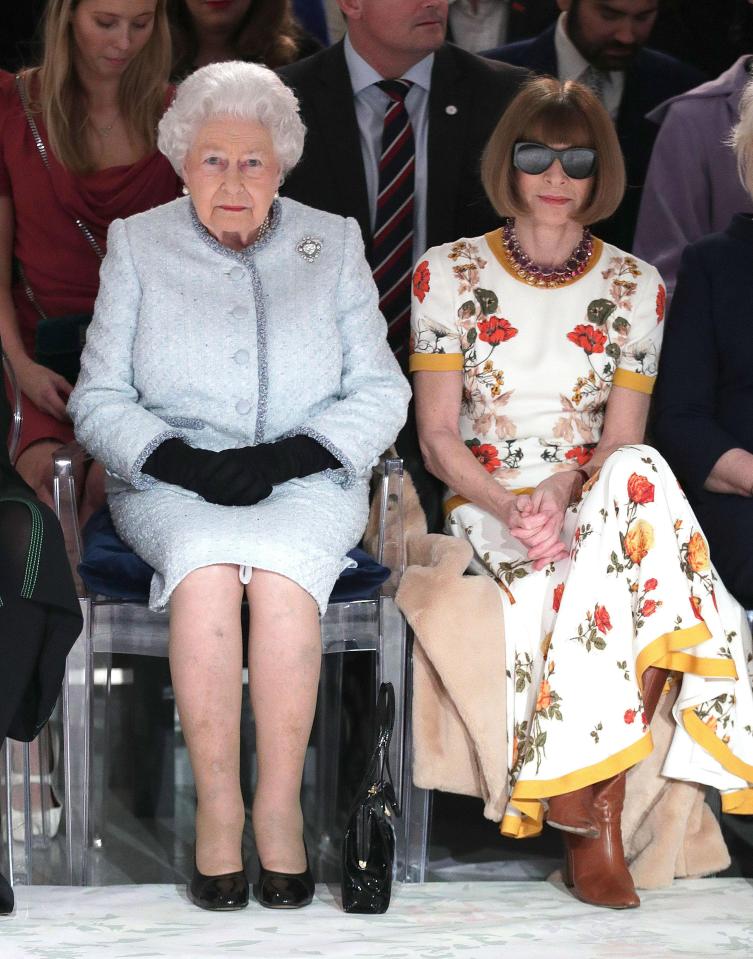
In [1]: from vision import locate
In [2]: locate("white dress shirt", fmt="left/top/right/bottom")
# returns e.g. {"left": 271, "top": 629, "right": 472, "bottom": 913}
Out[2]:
{"left": 448, "top": 0, "right": 510, "bottom": 54}
{"left": 343, "top": 33, "right": 433, "bottom": 262}
{"left": 554, "top": 12, "right": 624, "bottom": 120}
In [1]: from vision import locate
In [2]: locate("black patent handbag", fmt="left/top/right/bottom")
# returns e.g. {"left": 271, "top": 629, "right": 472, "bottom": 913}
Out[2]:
{"left": 341, "top": 682, "right": 401, "bottom": 914}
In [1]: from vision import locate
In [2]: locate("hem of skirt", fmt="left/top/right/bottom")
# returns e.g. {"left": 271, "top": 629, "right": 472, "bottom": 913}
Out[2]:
{"left": 682, "top": 708, "right": 753, "bottom": 789}
{"left": 721, "top": 788, "right": 753, "bottom": 815}
{"left": 634, "top": 621, "right": 737, "bottom": 689}
{"left": 500, "top": 733, "right": 654, "bottom": 839}
{"left": 149, "top": 556, "right": 337, "bottom": 617}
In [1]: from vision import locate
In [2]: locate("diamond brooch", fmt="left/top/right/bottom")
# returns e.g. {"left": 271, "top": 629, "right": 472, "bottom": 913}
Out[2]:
{"left": 296, "top": 236, "right": 322, "bottom": 263}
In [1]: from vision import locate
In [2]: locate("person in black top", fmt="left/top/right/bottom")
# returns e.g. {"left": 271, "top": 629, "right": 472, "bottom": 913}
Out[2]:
{"left": 0, "top": 346, "right": 82, "bottom": 915}
{"left": 653, "top": 79, "right": 753, "bottom": 608}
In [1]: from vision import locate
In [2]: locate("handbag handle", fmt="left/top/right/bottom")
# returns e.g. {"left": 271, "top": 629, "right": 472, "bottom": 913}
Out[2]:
{"left": 15, "top": 72, "right": 104, "bottom": 262}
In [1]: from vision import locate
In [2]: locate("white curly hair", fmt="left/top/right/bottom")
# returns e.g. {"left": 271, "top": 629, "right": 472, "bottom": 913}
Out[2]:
{"left": 730, "top": 74, "right": 753, "bottom": 199}
{"left": 158, "top": 60, "right": 306, "bottom": 176}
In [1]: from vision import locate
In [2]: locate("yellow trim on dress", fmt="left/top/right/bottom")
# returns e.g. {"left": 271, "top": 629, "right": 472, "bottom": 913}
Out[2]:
{"left": 682, "top": 708, "right": 753, "bottom": 786}
{"left": 484, "top": 230, "right": 605, "bottom": 288}
{"left": 500, "top": 734, "right": 654, "bottom": 839}
{"left": 408, "top": 353, "right": 464, "bottom": 372}
{"left": 721, "top": 789, "right": 753, "bottom": 815}
{"left": 613, "top": 368, "right": 656, "bottom": 395}
{"left": 633, "top": 622, "right": 735, "bottom": 691}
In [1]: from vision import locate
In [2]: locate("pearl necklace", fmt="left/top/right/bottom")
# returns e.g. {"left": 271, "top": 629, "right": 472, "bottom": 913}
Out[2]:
{"left": 501, "top": 218, "right": 593, "bottom": 288}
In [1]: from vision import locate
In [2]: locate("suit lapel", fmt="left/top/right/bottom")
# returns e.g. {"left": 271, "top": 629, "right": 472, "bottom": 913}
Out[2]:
{"left": 314, "top": 43, "right": 372, "bottom": 248}
{"left": 426, "top": 46, "right": 468, "bottom": 249}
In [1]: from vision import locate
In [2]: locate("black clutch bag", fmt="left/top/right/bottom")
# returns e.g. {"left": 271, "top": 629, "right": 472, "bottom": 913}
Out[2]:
{"left": 341, "top": 681, "right": 401, "bottom": 914}
{"left": 34, "top": 313, "right": 92, "bottom": 386}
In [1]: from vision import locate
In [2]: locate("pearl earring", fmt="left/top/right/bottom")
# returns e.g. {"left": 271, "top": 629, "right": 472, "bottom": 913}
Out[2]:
{"left": 182, "top": 185, "right": 189, "bottom": 196}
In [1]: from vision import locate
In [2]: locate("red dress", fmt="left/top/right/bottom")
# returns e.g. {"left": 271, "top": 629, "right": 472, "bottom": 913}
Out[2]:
{"left": 0, "top": 70, "right": 182, "bottom": 456}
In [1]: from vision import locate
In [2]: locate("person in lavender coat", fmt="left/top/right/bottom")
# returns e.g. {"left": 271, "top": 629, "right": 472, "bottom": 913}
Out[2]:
{"left": 634, "top": 55, "right": 753, "bottom": 301}
{"left": 69, "top": 61, "right": 409, "bottom": 912}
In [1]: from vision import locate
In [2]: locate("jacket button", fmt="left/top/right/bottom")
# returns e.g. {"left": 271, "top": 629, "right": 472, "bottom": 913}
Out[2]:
{"left": 230, "top": 266, "right": 244, "bottom": 280}
{"left": 236, "top": 399, "right": 251, "bottom": 415}
{"left": 233, "top": 349, "right": 249, "bottom": 365}
{"left": 232, "top": 304, "right": 248, "bottom": 318}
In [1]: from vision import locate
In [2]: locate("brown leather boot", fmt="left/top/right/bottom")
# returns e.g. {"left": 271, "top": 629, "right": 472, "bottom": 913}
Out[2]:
{"left": 563, "top": 772, "right": 640, "bottom": 909}
{"left": 546, "top": 784, "right": 599, "bottom": 837}
{"left": 641, "top": 665, "right": 670, "bottom": 725}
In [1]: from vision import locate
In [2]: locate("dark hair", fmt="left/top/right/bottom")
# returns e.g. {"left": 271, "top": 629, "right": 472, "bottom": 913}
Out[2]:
{"left": 168, "top": 0, "right": 303, "bottom": 79}
{"left": 481, "top": 76, "right": 625, "bottom": 224}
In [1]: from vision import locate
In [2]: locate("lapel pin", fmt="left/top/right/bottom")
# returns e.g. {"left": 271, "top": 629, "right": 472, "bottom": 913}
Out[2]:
{"left": 445, "top": 104, "right": 458, "bottom": 116}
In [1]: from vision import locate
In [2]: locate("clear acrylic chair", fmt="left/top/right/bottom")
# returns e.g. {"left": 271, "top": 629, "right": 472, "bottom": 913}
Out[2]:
{"left": 1, "top": 351, "right": 60, "bottom": 890}
{"left": 52, "top": 443, "right": 432, "bottom": 886}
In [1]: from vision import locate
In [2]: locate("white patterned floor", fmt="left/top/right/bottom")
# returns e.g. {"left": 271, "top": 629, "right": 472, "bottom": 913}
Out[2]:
{"left": 2, "top": 878, "right": 752, "bottom": 959}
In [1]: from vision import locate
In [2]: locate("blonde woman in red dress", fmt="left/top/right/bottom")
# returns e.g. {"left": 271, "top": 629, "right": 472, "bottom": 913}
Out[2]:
{"left": 0, "top": 0, "right": 181, "bottom": 521}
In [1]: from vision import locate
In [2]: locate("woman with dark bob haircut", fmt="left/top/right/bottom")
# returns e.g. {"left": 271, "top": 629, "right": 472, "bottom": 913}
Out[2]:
{"left": 409, "top": 77, "right": 753, "bottom": 910}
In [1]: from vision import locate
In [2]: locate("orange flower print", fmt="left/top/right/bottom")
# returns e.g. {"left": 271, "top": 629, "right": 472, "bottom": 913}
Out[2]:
{"left": 412, "top": 259, "right": 430, "bottom": 302}
{"left": 624, "top": 519, "right": 655, "bottom": 564}
{"left": 594, "top": 604, "right": 612, "bottom": 634}
{"left": 644, "top": 578, "right": 658, "bottom": 591}
{"left": 477, "top": 315, "right": 518, "bottom": 345}
{"left": 627, "top": 472, "right": 655, "bottom": 505}
{"left": 690, "top": 595, "right": 703, "bottom": 621}
{"left": 565, "top": 446, "right": 594, "bottom": 466}
{"left": 552, "top": 583, "right": 565, "bottom": 613}
{"left": 567, "top": 324, "right": 607, "bottom": 354}
{"left": 511, "top": 735, "right": 519, "bottom": 768}
{"left": 624, "top": 709, "right": 636, "bottom": 724}
{"left": 467, "top": 440, "right": 501, "bottom": 473}
{"left": 536, "top": 680, "right": 553, "bottom": 712}
{"left": 687, "top": 532, "right": 710, "bottom": 573}
{"left": 704, "top": 714, "right": 718, "bottom": 733}
{"left": 641, "top": 599, "right": 658, "bottom": 617}
{"left": 656, "top": 284, "right": 666, "bottom": 322}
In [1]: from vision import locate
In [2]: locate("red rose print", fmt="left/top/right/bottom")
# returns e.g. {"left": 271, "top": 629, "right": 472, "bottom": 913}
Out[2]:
{"left": 470, "top": 443, "right": 501, "bottom": 473}
{"left": 641, "top": 711, "right": 648, "bottom": 729}
{"left": 627, "top": 472, "right": 655, "bottom": 505}
{"left": 553, "top": 583, "right": 565, "bottom": 613}
{"left": 656, "top": 284, "right": 666, "bottom": 322}
{"left": 566, "top": 324, "right": 607, "bottom": 354}
{"left": 594, "top": 604, "right": 612, "bottom": 634}
{"left": 690, "top": 595, "right": 703, "bottom": 621}
{"left": 565, "top": 446, "right": 594, "bottom": 466}
{"left": 624, "top": 709, "right": 636, "bottom": 724}
{"left": 412, "top": 260, "right": 430, "bottom": 302}
{"left": 641, "top": 600, "right": 657, "bottom": 617}
{"left": 477, "top": 315, "right": 518, "bottom": 345}
{"left": 644, "top": 578, "right": 658, "bottom": 591}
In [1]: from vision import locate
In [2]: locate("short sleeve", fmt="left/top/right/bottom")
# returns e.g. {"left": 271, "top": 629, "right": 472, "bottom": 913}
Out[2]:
{"left": 612, "top": 264, "right": 666, "bottom": 396}
{"left": 408, "top": 245, "right": 464, "bottom": 373}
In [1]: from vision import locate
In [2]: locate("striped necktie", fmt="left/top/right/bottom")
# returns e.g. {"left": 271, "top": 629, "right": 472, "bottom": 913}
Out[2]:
{"left": 371, "top": 79, "right": 415, "bottom": 363}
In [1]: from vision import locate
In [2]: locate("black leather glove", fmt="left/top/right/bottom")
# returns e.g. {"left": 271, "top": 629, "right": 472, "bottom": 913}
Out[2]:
{"left": 143, "top": 435, "right": 339, "bottom": 507}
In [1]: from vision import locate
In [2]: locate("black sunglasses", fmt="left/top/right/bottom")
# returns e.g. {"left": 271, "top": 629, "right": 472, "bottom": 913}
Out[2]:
{"left": 513, "top": 141, "right": 598, "bottom": 180}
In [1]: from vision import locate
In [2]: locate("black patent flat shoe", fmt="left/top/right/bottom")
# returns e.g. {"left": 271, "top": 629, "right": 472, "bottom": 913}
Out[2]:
{"left": 0, "top": 870, "right": 13, "bottom": 915}
{"left": 253, "top": 846, "right": 315, "bottom": 909}
{"left": 189, "top": 861, "right": 249, "bottom": 911}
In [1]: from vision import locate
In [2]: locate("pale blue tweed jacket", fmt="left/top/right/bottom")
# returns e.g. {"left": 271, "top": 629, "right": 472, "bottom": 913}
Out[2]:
{"left": 69, "top": 196, "right": 410, "bottom": 613}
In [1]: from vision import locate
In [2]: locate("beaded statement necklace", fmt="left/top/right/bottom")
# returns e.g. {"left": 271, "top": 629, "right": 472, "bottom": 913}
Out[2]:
{"left": 501, "top": 218, "right": 593, "bottom": 288}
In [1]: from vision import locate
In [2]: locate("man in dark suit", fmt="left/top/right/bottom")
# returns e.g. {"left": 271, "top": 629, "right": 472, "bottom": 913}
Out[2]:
{"left": 279, "top": 0, "right": 526, "bottom": 529}
{"left": 446, "top": 0, "right": 559, "bottom": 52}
{"left": 484, "top": 0, "right": 704, "bottom": 250}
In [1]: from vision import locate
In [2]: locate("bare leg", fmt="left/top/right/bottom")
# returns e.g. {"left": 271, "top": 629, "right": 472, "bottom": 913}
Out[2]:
{"left": 246, "top": 570, "right": 321, "bottom": 873}
{"left": 170, "top": 565, "right": 245, "bottom": 875}
{"left": 79, "top": 461, "right": 106, "bottom": 528}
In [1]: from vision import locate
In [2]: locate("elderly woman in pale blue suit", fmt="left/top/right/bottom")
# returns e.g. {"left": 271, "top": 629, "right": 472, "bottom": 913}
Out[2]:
{"left": 69, "top": 61, "right": 409, "bottom": 912}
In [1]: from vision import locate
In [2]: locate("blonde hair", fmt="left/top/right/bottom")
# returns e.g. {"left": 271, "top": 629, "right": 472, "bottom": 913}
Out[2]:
{"left": 481, "top": 77, "right": 625, "bottom": 225}
{"left": 33, "top": 0, "right": 172, "bottom": 174}
{"left": 730, "top": 74, "right": 753, "bottom": 198}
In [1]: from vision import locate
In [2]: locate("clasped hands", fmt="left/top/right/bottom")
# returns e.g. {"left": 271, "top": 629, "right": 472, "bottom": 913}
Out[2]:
{"left": 143, "top": 435, "right": 338, "bottom": 507}
{"left": 498, "top": 473, "right": 579, "bottom": 571}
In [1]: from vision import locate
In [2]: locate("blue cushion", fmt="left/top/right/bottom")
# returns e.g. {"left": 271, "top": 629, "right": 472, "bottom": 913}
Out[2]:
{"left": 79, "top": 508, "right": 389, "bottom": 604}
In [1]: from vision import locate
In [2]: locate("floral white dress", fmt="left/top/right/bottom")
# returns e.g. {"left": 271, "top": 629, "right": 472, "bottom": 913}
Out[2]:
{"left": 410, "top": 230, "right": 753, "bottom": 837}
